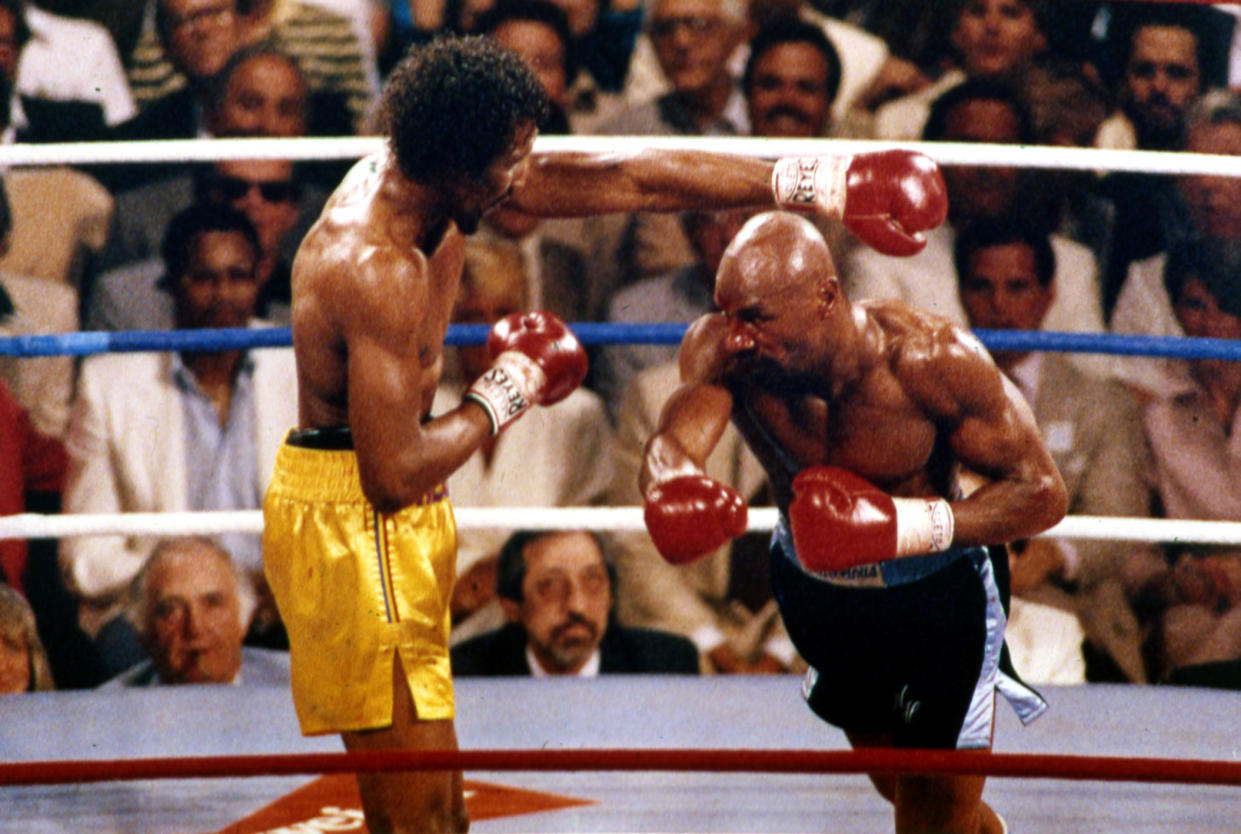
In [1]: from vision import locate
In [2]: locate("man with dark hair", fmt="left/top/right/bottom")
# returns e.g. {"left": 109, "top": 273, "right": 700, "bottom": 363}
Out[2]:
{"left": 452, "top": 529, "right": 700, "bottom": 676}
{"left": 743, "top": 16, "right": 841, "bottom": 139}
{"left": 640, "top": 210, "right": 1067, "bottom": 833}
{"left": 1093, "top": 5, "right": 1221, "bottom": 317}
{"left": 846, "top": 76, "right": 1107, "bottom": 356}
{"left": 262, "top": 34, "right": 946, "bottom": 833}
{"left": 64, "top": 202, "right": 297, "bottom": 678}
{"left": 1130, "top": 236, "right": 1241, "bottom": 684}
{"left": 474, "top": 0, "right": 575, "bottom": 135}
{"left": 954, "top": 219, "right": 1151, "bottom": 685}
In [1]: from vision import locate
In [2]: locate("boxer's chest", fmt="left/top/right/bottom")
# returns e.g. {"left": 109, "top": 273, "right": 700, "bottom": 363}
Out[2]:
{"left": 737, "top": 386, "right": 938, "bottom": 492}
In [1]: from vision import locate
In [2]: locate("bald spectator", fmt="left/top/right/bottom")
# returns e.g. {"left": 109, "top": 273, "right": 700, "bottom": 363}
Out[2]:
{"left": 102, "top": 537, "right": 289, "bottom": 687}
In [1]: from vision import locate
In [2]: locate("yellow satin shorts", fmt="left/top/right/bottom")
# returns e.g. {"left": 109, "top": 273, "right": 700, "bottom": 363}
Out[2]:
{"left": 263, "top": 441, "right": 457, "bottom": 735}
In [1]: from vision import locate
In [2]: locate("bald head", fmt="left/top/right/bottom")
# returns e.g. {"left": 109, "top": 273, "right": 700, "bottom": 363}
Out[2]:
{"left": 712, "top": 211, "right": 844, "bottom": 384}
{"left": 715, "top": 211, "right": 836, "bottom": 309}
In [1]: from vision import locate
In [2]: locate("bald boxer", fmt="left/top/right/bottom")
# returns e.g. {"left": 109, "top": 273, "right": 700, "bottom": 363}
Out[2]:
{"left": 263, "top": 35, "right": 946, "bottom": 833}
{"left": 641, "top": 212, "right": 1067, "bottom": 834}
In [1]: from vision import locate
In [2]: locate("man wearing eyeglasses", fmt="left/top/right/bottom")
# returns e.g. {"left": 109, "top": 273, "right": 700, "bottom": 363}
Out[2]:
{"left": 586, "top": 0, "right": 750, "bottom": 313}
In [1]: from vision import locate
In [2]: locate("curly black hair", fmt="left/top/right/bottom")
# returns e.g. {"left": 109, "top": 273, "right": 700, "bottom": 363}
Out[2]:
{"left": 379, "top": 35, "right": 549, "bottom": 183}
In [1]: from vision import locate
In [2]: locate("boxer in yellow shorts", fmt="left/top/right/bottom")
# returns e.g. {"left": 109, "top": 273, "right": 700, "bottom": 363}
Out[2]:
{"left": 263, "top": 432, "right": 457, "bottom": 735}
{"left": 272, "top": 32, "right": 945, "bottom": 833}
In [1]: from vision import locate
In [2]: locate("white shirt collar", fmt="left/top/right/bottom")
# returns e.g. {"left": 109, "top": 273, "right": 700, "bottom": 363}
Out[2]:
{"left": 527, "top": 644, "right": 601, "bottom": 678}
{"left": 1006, "top": 350, "right": 1044, "bottom": 408}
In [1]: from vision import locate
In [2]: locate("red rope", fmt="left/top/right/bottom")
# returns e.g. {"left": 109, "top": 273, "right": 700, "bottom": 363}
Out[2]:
{"left": 0, "top": 748, "right": 1238, "bottom": 787}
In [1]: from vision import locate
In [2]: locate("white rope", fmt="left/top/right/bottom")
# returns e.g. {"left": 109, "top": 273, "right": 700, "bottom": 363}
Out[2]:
{"left": 2, "top": 508, "right": 1241, "bottom": 545}
{"left": 2, "top": 136, "right": 1240, "bottom": 177}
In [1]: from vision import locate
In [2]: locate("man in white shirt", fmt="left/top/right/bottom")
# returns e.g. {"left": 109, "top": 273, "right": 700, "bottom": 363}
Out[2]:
{"left": 845, "top": 77, "right": 1108, "bottom": 379}
{"left": 955, "top": 218, "right": 1152, "bottom": 683}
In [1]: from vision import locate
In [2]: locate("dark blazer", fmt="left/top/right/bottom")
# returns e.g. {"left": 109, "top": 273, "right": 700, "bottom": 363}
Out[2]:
{"left": 16, "top": 96, "right": 109, "bottom": 143}
{"left": 452, "top": 622, "right": 700, "bottom": 677}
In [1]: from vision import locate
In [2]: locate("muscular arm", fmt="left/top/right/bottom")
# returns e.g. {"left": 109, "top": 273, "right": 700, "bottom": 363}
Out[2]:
{"left": 905, "top": 332, "right": 1068, "bottom": 546}
{"left": 639, "top": 315, "right": 734, "bottom": 496}
{"left": 511, "top": 151, "right": 776, "bottom": 218}
{"left": 342, "top": 252, "right": 492, "bottom": 513}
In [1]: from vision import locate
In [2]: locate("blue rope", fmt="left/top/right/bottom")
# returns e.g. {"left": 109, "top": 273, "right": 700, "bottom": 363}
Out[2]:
{"left": 0, "top": 325, "right": 1238, "bottom": 361}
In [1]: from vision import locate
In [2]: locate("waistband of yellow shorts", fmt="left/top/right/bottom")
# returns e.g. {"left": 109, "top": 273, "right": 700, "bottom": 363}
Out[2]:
{"left": 272, "top": 435, "right": 448, "bottom": 507}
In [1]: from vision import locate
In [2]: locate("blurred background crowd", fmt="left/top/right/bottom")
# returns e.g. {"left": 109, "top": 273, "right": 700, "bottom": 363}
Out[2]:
{"left": 2, "top": 0, "right": 1241, "bottom": 695}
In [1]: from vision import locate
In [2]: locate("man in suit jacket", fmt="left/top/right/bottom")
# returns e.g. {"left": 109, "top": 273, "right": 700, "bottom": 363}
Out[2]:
{"left": 452, "top": 529, "right": 700, "bottom": 677}
{"left": 61, "top": 204, "right": 297, "bottom": 645}
{"left": 955, "top": 219, "right": 1153, "bottom": 683}
{"left": 845, "top": 77, "right": 1111, "bottom": 381}
{"left": 608, "top": 361, "right": 797, "bottom": 675}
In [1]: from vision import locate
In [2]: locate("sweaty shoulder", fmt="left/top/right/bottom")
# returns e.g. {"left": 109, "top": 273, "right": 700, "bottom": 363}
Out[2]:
{"left": 863, "top": 298, "right": 1002, "bottom": 421}
{"left": 294, "top": 158, "right": 429, "bottom": 331}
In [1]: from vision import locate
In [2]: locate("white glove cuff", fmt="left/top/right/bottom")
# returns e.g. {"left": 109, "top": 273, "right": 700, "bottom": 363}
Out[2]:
{"left": 464, "top": 351, "right": 546, "bottom": 435}
{"left": 892, "top": 497, "right": 955, "bottom": 557}
{"left": 772, "top": 155, "right": 850, "bottom": 219}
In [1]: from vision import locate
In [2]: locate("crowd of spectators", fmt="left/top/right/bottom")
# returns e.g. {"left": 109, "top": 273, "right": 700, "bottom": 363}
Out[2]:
{"left": 2, "top": 0, "right": 1241, "bottom": 694}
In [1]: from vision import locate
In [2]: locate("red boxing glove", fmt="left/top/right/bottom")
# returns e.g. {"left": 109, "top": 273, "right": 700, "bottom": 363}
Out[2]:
{"left": 644, "top": 474, "right": 748, "bottom": 565}
{"left": 771, "top": 150, "right": 948, "bottom": 257}
{"left": 788, "top": 466, "right": 955, "bottom": 574}
{"left": 465, "top": 311, "right": 588, "bottom": 434}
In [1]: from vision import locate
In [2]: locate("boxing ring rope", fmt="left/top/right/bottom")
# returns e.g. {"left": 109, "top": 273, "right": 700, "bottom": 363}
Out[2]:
{"left": 2, "top": 135, "right": 1241, "bottom": 177}
{"left": 4, "top": 128, "right": 1240, "bottom": 804}
{"left": 2, "top": 323, "right": 1240, "bottom": 545}
{"left": 3, "top": 325, "right": 1239, "bottom": 543}
{"left": 6, "top": 324, "right": 1241, "bottom": 360}
{"left": 2, "top": 747, "right": 1239, "bottom": 787}
{"left": 4, "top": 508, "right": 1241, "bottom": 547}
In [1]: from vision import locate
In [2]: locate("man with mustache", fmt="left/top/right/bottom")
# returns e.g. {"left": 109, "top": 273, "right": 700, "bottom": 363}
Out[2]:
{"left": 743, "top": 16, "right": 839, "bottom": 141}
{"left": 1094, "top": 5, "right": 1214, "bottom": 317}
{"left": 451, "top": 529, "right": 700, "bottom": 676}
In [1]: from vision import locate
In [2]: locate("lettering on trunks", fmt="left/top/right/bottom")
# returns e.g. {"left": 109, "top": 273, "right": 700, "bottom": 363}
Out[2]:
{"left": 813, "top": 560, "right": 886, "bottom": 588}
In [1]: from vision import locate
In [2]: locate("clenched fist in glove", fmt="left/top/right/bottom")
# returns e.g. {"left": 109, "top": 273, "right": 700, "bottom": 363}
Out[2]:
{"left": 644, "top": 474, "right": 748, "bottom": 565}
{"left": 772, "top": 149, "right": 947, "bottom": 256}
{"left": 788, "top": 466, "right": 955, "bottom": 574}
{"left": 464, "top": 311, "right": 588, "bottom": 434}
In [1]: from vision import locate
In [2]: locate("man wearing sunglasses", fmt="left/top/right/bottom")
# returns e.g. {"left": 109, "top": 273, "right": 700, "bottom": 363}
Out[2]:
{"left": 87, "top": 158, "right": 315, "bottom": 332}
